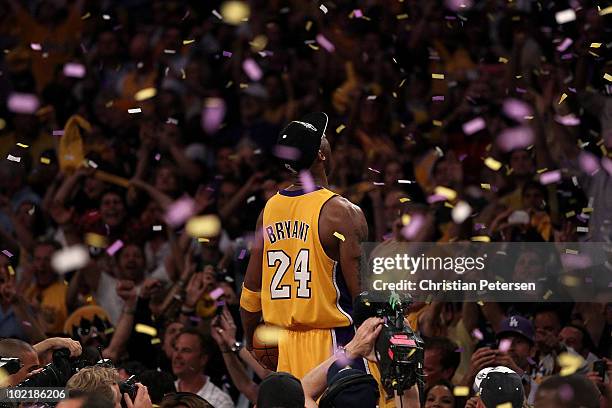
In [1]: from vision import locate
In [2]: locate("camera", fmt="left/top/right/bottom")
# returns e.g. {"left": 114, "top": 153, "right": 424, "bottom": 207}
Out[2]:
{"left": 119, "top": 375, "right": 138, "bottom": 408}
{"left": 353, "top": 292, "right": 425, "bottom": 399}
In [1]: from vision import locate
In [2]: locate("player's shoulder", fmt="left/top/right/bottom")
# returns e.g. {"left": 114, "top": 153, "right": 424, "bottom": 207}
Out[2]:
{"left": 323, "top": 194, "right": 365, "bottom": 221}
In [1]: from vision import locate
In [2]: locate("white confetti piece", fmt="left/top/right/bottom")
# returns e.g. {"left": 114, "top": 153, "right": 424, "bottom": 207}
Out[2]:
{"left": 128, "top": 108, "right": 142, "bottom": 114}
{"left": 51, "top": 245, "right": 90, "bottom": 274}
{"left": 246, "top": 195, "right": 256, "bottom": 204}
{"left": 451, "top": 201, "right": 472, "bottom": 224}
{"left": 319, "top": 4, "right": 328, "bottom": 13}
{"left": 462, "top": 117, "right": 486, "bottom": 135}
{"left": 555, "top": 9, "right": 576, "bottom": 24}
{"left": 212, "top": 9, "right": 223, "bottom": 19}
{"left": 152, "top": 225, "right": 163, "bottom": 231}
{"left": 6, "top": 154, "right": 20, "bottom": 163}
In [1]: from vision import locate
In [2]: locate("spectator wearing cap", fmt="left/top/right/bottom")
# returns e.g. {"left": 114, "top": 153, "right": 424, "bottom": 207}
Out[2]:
{"left": 256, "top": 372, "right": 306, "bottom": 408}
{"left": 472, "top": 366, "right": 525, "bottom": 408}
{"left": 318, "top": 362, "right": 379, "bottom": 408}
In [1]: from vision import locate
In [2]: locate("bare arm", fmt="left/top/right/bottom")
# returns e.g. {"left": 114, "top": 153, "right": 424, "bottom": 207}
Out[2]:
{"left": 103, "top": 281, "right": 138, "bottom": 362}
{"left": 129, "top": 179, "right": 173, "bottom": 210}
{"left": 240, "top": 211, "right": 264, "bottom": 350}
{"left": 394, "top": 385, "right": 420, "bottom": 408}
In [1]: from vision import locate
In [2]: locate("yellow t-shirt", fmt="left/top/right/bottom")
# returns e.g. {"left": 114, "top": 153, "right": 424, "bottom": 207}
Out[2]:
{"left": 25, "top": 280, "right": 68, "bottom": 334}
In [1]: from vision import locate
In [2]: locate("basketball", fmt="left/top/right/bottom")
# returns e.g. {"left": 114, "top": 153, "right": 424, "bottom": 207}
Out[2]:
{"left": 252, "top": 323, "right": 280, "bottom": 371}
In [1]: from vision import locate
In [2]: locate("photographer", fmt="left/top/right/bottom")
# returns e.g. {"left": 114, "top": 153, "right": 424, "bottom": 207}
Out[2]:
{"left": 0, "top": 337, "right": 81, "bottom": 387}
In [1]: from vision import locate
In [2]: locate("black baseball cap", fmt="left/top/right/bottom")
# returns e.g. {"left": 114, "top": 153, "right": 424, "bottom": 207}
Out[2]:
{"left": 256, "top": 372, "right": 305, "bottom": 408}
{"left": 475, "top": 366, "right": 525, "bottom": 408}
{"left": 275, "top": 112, "right": 329, "bottom": 172}
{"left": 319, "top": 361, "right": 379, "bottom": 408}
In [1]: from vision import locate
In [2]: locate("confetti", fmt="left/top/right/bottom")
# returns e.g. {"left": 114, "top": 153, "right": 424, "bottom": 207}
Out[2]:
{"left": 163, "top": 49, "right": 176, "bottom": 55}
{"left": 558, "top": 384, "right": 574, "bottom": 401}
{"left": 451, "top": 201, "right": 472, "bottom": 224}
{"left": 600, "top": 6, "right": 612, "bottom": 15}
{"left": 220, "top": 1, "right": 250, "bottom": 24}
{"left": 40, "top": 157, "right": 51, "bottom": 165}
{"left": 63, "top": 63, "right": 86, "bottom": 78}
{"left": 543, "top": 289, "right": 553, "bottom": 300}
{"left": 128, "top": 108, "right": 142, "bottom": 114}
{"left": 401, "top": 214, "right": 411, "bottom": 225}
{"left": 106, "top": 240, "right": 124, "bottom": 256}
{"left": 7, "top": 93, "right": 40, "bottom": 114}
{"left": 152, "top": 225, "right": 163, "bottom": 231}
{"left": 462, "top": 117, "right": 486, "bottom": 135}
{"left": 432, "top": 73, "right": 445, "bottom": 80}
{"left": 6, "top": 154, "right": 21, "bottom": 163}
{"left": 556, "top": 38, "right": 573, "bottom": 52}
{"left": 242, "top": 58, "right": 263, "bottom": 81}
{"left": 539, "top": 170, "right": 562, "bottom": 185}
{"left": 558, "top": 93, "right": 568, "bottom": 104}
{"left": 85, "top": 233, "right": 107, "bottom": 249}
{"left": 1, "top": 250, "right": 13, "bottom": 258}
{"left": 254, "top": 324, "right": 280, "bottom": 345}
{"left": 186, "top": 215, "right": 222, "bottom": 238}
{"left": 353, "top": 9, "right": 363, "bottom": 18}
{"left": 16, "top": 142, "right": 28, "bottom": 148}
{"left": 484, "top": 157, "right": 502, "bottom": 171}
{"left": 212, "top": 9, "right": 223, "bottom": 19}
{"left": 555, "top": 114, "right": 580, "bottom": 126}
{"left": 151, "top": 338, "right": 161, "bottom": 345}
{"left": 590, "top": 43, "right": 602, "bottom": 48}
{"left": 319, "top": 4, "right": 328, "bottom": 14}
{"left": 201, "top": 97, "right": 226, "bottom": 134}
{"left": 502, "top": 99, "right": 532, "bottom": 123}
{"left": 453, "top": 386, "right": 469, "bottom": 396}
{"left": 30, "top": 43, "right": 42, "bottom": 51}
{"left": 434, "top": 186, "right": 457, "bottom": 201}
{"left": 558, "top": 352, "right": 584, "bottom": 376}
{"left": 397, "top": 180, "right": 413, "bottom": 184}
{"left": 578, "top": 152, "right": 600, "bottom": 174}
{"left": 51, "top": 245, "right": 90, "bottom": 274}
{"left": 165, "top": 196, "right": 196, "bottom": 227}
{"left": 336, "top": 124, "right": 346, "bottom": 133}
{"left": 396, "top": 13, "right": 409, "bottom": 20}
{"left": 273, "top": 145, "right": 300, "bottom": 161}
{"left": 316, "top": 34, "right": 335, "bottom": 52}
{"left": 333, "top": 232, "right": 345, "bottom": 241}
{"left": 604, "top": 73, "right": 612, "bottom": 82}
{"left": 401, "top": 214, "right": 425, "bottom": 240}
{"left": 299, "top": 170, "right": 316, "bottom": 193}
{"left": 134, "top": 87, "right": 157, "bottom": 101}
{"left": 472, "top": 328, "right": 484, "bottom": 340}
{"left": 238, "top": 249, "right": 247, "bottom": 260}
{"left": 399, "top": 197, "right": 410, "bottom": 203}
{"left": 209, "top": 287, "right": 225, "bottom": 300}
{"left": 555, "top": 9, "right": 576, "bottom": 24}
{"left": 496, "top": 404, "right": 513, "bottom": 408}
{"left": 561, "top": 275, "right": 581, "bottom": 287}
{"left": 498, "top": 338, "right": 512, "bottom": 352}
{"left": 198, "top": 238, "right": 210, "bottom": 243}
{"left": 222, "top": 50, "right": 233, "bottom": 58}
{"left": 246, "top": 195, "right": 256, "bottom": 204}
{"left": 471, "top": 236, "right": 491, "bottom": 242}
{"left": 576, "top": 226, "right": 589, "bottom": 233}
{"left": 135, "top": 324, "right": 158, "bottom": 337}
{"left": 432, "top": 95, "right": 445, "bottom": 101}
{"left": 498, "top": 57, "right": 508, "bottom": 64}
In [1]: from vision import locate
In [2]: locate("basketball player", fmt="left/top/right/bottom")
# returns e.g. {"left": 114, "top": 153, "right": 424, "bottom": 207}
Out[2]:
{"left": 240, "top": 112, "right": 369, "bottom": 379}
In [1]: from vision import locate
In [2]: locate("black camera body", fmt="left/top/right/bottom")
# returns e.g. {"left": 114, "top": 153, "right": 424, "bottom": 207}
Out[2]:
{"left": 119, "top": 375, "right": 138, "bottom": 408}
{"left": 354, "top": 292, "right": 425, "bottom": 399}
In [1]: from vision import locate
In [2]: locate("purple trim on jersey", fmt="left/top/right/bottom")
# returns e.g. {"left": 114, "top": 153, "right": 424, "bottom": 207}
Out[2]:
{"left": 278, "top": 186, "right": 323, "bottom": 196}
{"left": 332, "top": 326, "right": 367, "bottom": 372}
{"left": 335, "top": 262, "right": 353, "bottom": 317}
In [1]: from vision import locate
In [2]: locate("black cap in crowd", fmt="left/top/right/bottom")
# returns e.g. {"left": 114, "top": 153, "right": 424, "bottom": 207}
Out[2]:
{"left": 256, "top": 371, "right": 305, "bottom": 408}
{"left": 276, "top": 112, "right": 329, "bottom": 172}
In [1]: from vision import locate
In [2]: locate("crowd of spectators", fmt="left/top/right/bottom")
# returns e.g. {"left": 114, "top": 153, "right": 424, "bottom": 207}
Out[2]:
{"left": 0, "top": 0, "right": 611, "bottom": 407}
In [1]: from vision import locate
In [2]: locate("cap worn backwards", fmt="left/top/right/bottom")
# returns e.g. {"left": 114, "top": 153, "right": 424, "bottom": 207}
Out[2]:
{"left": 276, "top": 112, "right": 329, "bottom": 172}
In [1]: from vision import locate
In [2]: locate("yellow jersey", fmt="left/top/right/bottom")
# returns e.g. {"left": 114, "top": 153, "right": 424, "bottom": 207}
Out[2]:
{"left": 261, "top": 186, "right": 353, "bottom": 330}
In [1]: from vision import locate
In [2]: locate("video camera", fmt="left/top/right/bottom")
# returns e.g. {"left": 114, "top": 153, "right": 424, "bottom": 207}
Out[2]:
{"left": 353, "top": 291, "right": 425, "bottom": 399}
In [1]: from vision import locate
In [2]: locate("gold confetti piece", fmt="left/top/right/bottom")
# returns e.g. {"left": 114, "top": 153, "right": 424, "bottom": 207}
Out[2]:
{"left": 477, "top": 300, "right": 484, "bottom": 306}
{"left": 401, "top": 214, "right": 411, "bottom": 225}
{"left": 16, "top": 143, "right": 29, "bottom": 148}
{"left": 590, "top": 43, "right": 602, "bottom": 48}
{"left": 577, "top": 226, "right": 589, "bottom": 233}
{"left": 432, "top": 120, "right": 442, "bottom": 127}
{"left": 558, "top": 352, "right": 584, "bottom": 376}
{"left": 8, "top": 265, "right": 15, "bottom": 276}
{"left": 135, "top": 324, "right": 158, "bottom": 337}
{"left": 582, "top": 207, "right": 593, "bottom": 213}
{"left": 307, "top": 44, "right": 320, "bottom": 51}
{"left": 40, "top": 157, "right": 51, "bottom": 164}
{"left": 434, "top": 186, "right": 457, "bottom": 200}
{"left": 604, "top": 73, "right": 612, "bottom": 82}
{"left": 186, "top": 215, "right": 222, "bottom": 238}
{"left": 105, "top": 100, "right": 114, "bottom": 108}
{"left": 151, "top": 338, "right": 161, "bottom": 345}
{"left": 305, "top": 20, "right": 313, "bottom": 31}
{"left": 599, "top": 6, "right": 612, "bottom": 15}
{"left": 471, "top": 236, "right": 491, "bottom": 242}
{"left": 536, "top": 168, "right": 548, "bottom": 174}
{"left": 104, "top": 328, "right": 115, "bottom": 335}
{"left": 134, "top": 87, "right": 157, "bottom": 101}
{"left": 254, "top": 324, "right": 281, "bottom": 345}
{"left": 399, "top": 78, "right": 406, "bottom": 88}
{"left": 498, "top": 57, "right": 508, "bottom": 63}
{"left": 565, "top": 211, "right": 576, "bottom": 218}
{"left": 496, "top": 403, "right": 513, "bottom": 408}
{"left": 543, "top": 289, "right": 553, "bottom": 300}
{"left": 399, "top": 197, "right": 410, "bottom": 203}
{"left": 558, "top": 93, "right": 568, "bottom": 104}
{"left": 85, "top": 233, "right": 108, "bottom": 249}
{"left": 239, "top": 83, "right": 248, "bottom": 89}
{"left": 86, "top": 295, "right": 93, "bottom": 303}
{"left": 80, "top": 12, "right": 91, "bottom": 20}
{"left": 333, "top": 232, "right": 346, "bottom": 241}
{"left": 183, "top": 39, "right": 195, "bottom": 45}
{"left": 480, "top": 183, "right": 491, "bottom": 190}
{"left": 484, "top": 157, "right": 502, "bottom": 171}
{"left": 396, "top": 13, "right": 409, "bottom": 19}
{"left": 336, "top": 124, "right": 346, "bottom": 133}
{"left": 250, "top": 35, "right": 268, "bottom": 52}
{"left": 444, "top": 202, "right": 454, "bottom": 209}
{"left": 432, "top": 73, "right": 445, "bottom": 80}
{"left": 221, "top": 1, "right": 250, "bottom": 25}
{"left": 453, "top": 386, "right": 469, "bottom": 397}
{"left": 0, "top": 368, "right": 8, "bottom": 387}
{"left": 392, "top": 92, "right": 398, "bottom": 98}
{"left": 561, "top": 275, "right": 581, "bottom": 287}
{"left": 198, "top": 238, "right": 210, "bottom": 243}
{"left": 0, "top": 118, "right": 5, "bottom": 130}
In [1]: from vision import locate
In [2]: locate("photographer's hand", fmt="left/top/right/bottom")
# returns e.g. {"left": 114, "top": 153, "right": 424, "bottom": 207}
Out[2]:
{"left": 345, "top": 317, "right": 383, "bottom": 361}
{"left": 33, "top": 337, "right": 82, "bottom": 357}
{"left": 124, "top": 383, "right": 152, "bottom": 408}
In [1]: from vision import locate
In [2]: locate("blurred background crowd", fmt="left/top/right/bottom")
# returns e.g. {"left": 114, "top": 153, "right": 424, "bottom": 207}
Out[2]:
{"left": 0, "top": 0, "right": 610, "bottom": 407}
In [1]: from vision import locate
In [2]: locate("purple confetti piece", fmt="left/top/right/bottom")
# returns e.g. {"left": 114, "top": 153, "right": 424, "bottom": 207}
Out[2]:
{"left": 458, "top": 153, "right": 467, "bottom": 161}
{"left": 515, "top": 87, "right": 527, "bottom": 93}
{"left": 52, "top": 130, "right": 64, "bottom": 136}
{"left": 474, "top": 223, "right": 486, "bottom": 231}
{"left": 238, "top": 249, "right": 247, "bottom": 260}
{"left": 30, "top": 43, "right": 42, "bottom": 51}
{"left": 201, "top": 98, "right": 226, "bottom": 135}
{"left": 316, "top": 34, "right": 335, "bottom": 52}
{"left": 216, "top": 300, "right": 226, "bottom": 307}
{"left": 578, "top": 152, "right": 600, "bottom": 175}
{"left": 382, "top": 232, "right": 393, "bottom": 241}
{"left": 154, "top": 153, "right": 161, "bottom": 161}
{"left": 189, "top": 315, "right": 202, "bottom": 322}
{"left": 427, "top": 194, "right": 447, "bottom": 204}
{"left": 2, "top": 250, "right": 13, "bottom": 258}
{"left": 497, "top": 126, "right": 534, "bottom": 152}
{"left": 432, "top": 95, "right": 445, "bottom": 101}
{"left": 585, "top": 277, "right": 593, "bottom": 283}
{"left": 22, "top": 320, "right": 32, "bottom": 327}
{"left": 502, "top": 98, "right": 532, "bottom": 123}
{"left": 555, "top": 114, "right": 580, "bottom": 126}
{"left": 472, "top": 328, "right": 484, "bottom": 340}
{"left": 601, "top": 157, "right": 612, "bottom": 175}
{"left": 63, "top": 63, "right": 86, "bottom": 78}
{"left": 462, "top": 117, "right": 486, "bottom": 135}
{"left": 354, "top": 9, "right": 363, "bottom": 18}
{"left": 560, "top": 253, "right": 592, "bottom": 270}
{"left": 556, "top": 38, "right": 573, "bottom": 52}
{"left": 539, "top": 170, "right": 562, "bottom": 185}
{"left": 558, "top": 384, "right": 574, "bottom": 401}
{"left": 222, "top": 50, "right": 232, "bottom": 58}
{"left": 273, "top": 145, "right": 300, "bottom": 161}
{"left": 445, "top": 0, "right": 474, "bottom": 11}
{"left": 401, "top": 213, "right": 425, "bottom": 240}
{"left": 454, "top": 347, "right": 464, "bottom": 353}
{"left": 7, "top": 93, "right": 40, "bottom": 114}
{"left": 561, "top": 53, "right": 574, "bottom": 60}
{"left": 164, "top": 196, "right": 196, "bottom": 227}
{"left": 299, "top": 170, "right": 316, "bottom": 193}
{"left": 242, "top": 58, "right": 263, "bottom": 81}
{"left": 209, "top": 287, "right": 225, "bottom": 300}
{"left": 499, "top": 338, "right": 512, "bottom": 352}
{"left": 106, "top": 240, "right": 124, "bottom": 256}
